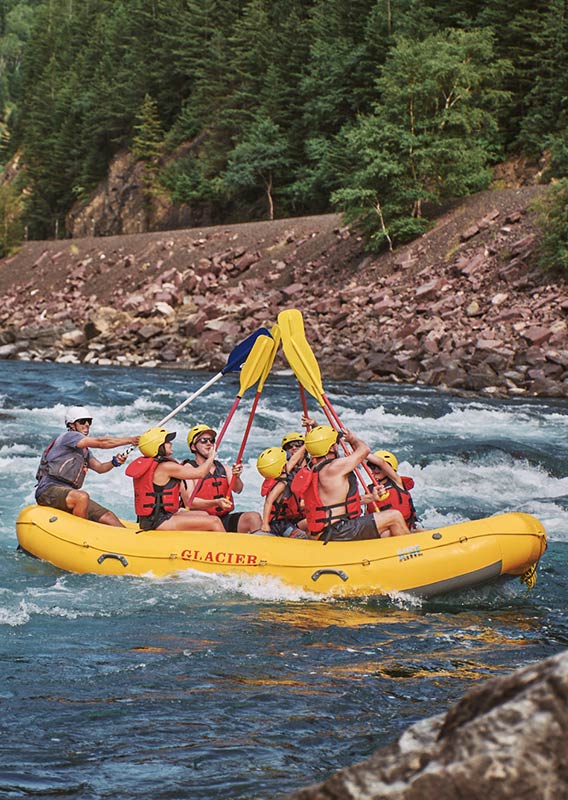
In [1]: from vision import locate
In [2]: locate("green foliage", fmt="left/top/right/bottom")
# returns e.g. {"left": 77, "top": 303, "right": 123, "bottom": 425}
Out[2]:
{"left": 536, "top": 179, "right": 568, "bottom": 275}
{"left": 222, "top": 114, "right": 290, "bottom": 220}
{"left": 332, "top": 28, "right": 511, "bottom": 249}
{"left": 0, "top": 175, "right": 25, "bottom": 257}
{"left": 1, "top": 0, "right": 568, "bottom": 247}
{"left": 132, "top": 94, "right": 164, "bottom": 166}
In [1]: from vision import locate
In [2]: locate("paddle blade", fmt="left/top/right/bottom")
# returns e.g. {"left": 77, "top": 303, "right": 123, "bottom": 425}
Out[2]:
{"left": 257, "top": 324, "right": 281, "bottom": 392}
{"left": 238, "top": 334, "right": 274, "bottom": 397}
{"left": 278, "top": 309, "right": 325, "bottom": 403}
{"left": 221, "top": 327, "right": 271, "bottom": 374}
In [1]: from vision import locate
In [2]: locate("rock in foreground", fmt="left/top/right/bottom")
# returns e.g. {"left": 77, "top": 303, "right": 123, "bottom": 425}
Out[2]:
{"left": 285, "top": 650, "right": 568, "bottom": 800}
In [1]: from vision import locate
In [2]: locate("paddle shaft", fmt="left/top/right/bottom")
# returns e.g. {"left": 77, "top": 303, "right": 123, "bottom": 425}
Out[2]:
{"left": 225, "top": 390, "right": 261, "bottom": 497}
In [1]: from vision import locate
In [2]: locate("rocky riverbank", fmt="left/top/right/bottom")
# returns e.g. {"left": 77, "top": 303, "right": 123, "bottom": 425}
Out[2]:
{"left": 0, "top": 185, "right": 567, "bottom": 398}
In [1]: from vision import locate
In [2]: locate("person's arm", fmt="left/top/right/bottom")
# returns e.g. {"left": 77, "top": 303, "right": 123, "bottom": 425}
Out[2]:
{"left": 261, "top": 481, "right": 286, "bottom": 532}
{"left": 89, "top": 450, "right": 128, "bottom": 474}
{"left": 226, "top": 462, "right": 243, "bottom": 494}
{"left": 286, "top": 444, "right": 306, "bottom": 473}
{"left": 165, "top": 449, "right": 217, "bottom": 481}
{"left": 77, "top": 435, "right": 139, "bottom": 449}
{"left": 326, "top": 429, "right": 370, "bottom": 478}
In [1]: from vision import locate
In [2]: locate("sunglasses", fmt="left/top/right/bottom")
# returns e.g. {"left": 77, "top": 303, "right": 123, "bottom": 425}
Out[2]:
{"left": 76, "top": 418, "right": 92, "bottom": 425}
{"left": 197, "top": 436, "right": 215, "bottom": 444}
{"left": 284, "top": 441, "right": 303, "bottom": 450}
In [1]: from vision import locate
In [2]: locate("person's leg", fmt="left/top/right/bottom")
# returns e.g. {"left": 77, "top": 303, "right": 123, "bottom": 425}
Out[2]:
{"left": 97, "top": 510, "right": 126, "bottom": 527}
{"left": 236, "top": 511, "right": 263, "bottom": 533}
{"left": 158, "top": 511, "right": 225, "bottom": 532}
{"left": 373, "top": 509, "right": 410, "bottom": 537}
{"left": 84, "top": 498, "right": 125, "bottom": 527}
{"left": 64, "top": 489, "right": 90, "bottom": 518}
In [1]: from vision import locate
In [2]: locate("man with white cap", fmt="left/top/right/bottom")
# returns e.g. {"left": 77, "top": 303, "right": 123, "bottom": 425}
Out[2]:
{"left": 35, "top": 406, "right": 139, "bottom": 527}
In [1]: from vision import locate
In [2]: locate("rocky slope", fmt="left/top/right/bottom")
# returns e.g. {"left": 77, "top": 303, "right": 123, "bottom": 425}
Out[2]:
{"left": 0, "top": 184, "right": 567, "bottom": 398}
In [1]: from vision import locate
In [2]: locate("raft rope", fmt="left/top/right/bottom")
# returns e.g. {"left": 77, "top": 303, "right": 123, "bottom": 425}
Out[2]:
{"left": 520, "top": 563, "right": 537, "bottom": 589}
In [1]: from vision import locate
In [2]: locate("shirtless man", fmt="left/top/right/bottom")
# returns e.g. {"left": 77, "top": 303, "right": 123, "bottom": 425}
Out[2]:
{"left": 291, "top": 425, "right": 410, "bottom": 541}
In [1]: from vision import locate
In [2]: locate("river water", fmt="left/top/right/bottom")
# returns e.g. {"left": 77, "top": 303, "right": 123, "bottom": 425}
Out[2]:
{"left": 1, "top": 360, "right": 567, "bottom": 799}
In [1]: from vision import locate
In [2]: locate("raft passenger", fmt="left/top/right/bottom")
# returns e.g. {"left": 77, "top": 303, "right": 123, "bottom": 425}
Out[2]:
{"left": 291, "top": 425, "right": 410, "bottom": 541}
{"left": 181, "top": 424, "right": 262, "bottom": 533}
{"left": 363, "top": 450, "right": 419, "bottom": 530}
{"left": 257, "top": 446, "right": 308, "bottom": 538}
{"left": 125, "top": 427, "right": 225, "bottom": 532}
{"left": 35, "top": 406, "right": 139, "bottom": 527}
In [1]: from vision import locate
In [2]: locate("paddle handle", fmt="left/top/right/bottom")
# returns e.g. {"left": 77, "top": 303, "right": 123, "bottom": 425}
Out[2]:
{"left": 225, "top": 391, "right": 261, "bottom": 497}
{"left": 158, "top": 372, "right": 223, "bottom": 426}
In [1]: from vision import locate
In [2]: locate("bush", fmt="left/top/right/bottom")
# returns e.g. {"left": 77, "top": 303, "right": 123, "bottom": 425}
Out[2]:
{"left": 536, "top": 178, "right": 568, "bottom": 275}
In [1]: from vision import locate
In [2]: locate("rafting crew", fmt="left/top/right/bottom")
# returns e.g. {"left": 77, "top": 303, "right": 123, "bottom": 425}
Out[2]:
{"left": 362, "top": 450, "right": 419, "bottom": 530}
{"left": 256, "top": 445, "right": 309, "bottom": 538}
{"left": 181, "top": 423, "right": 262, "bottom": 533}
{"left": 126, "top": 427, "right": 226, "bottom": 532}
{"left": 35, "top": 406, "right": 140, "bottom": 527}
{"left": 290, "top": 425, "right": 411, "bottom": 541}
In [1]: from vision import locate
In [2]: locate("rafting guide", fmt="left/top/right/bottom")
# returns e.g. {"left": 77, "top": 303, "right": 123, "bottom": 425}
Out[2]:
{"left": 35, "top": 406, "right": 139, "bottom": 527}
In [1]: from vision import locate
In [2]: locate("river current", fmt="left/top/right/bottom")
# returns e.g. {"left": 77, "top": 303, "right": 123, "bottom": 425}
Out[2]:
{"left": 1, "top": 360, "right": 567, "bottom": 799}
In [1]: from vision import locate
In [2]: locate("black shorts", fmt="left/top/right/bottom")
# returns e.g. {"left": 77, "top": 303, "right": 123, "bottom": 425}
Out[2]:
{"left": 219, "top": 512, "right": 243, "bottom": 533}
{"left": 138, "top": 512, "right": 173, "bottom": 531}
{"left": 323, "top": 515, "right": 379, "bottom": 542}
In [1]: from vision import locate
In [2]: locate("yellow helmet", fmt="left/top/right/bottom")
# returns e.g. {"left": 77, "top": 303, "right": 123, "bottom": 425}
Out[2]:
{"left": 187, "top": 424, "right": 216, "bottom": 449}
{"left": 281, "top": 431, "right": 305, "bottom": 449}
{"left": 305, "top": 425, "right": 338, "bottom": 458}
{"left": 373, "top": 450, "right": 398, "bottom": 471}
{"left": 257, "top": 447, "right": 287, "bottom": 479}
{"left": 139, "top": 427, "right": 176, "bottom": 458}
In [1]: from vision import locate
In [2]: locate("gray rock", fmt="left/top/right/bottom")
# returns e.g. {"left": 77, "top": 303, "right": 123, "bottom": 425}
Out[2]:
{"left": 285, "top": 650, "right": 568, "bottom": 800}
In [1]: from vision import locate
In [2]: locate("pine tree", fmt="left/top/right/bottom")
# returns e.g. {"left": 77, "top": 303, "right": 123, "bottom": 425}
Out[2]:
{"left": 333, "top": 28, "right": 511, "bottom": 249}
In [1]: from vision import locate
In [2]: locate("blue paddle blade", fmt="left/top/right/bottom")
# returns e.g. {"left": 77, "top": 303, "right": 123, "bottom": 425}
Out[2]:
{"left": 222, "top": 327, "right": 272, "bottom": 374}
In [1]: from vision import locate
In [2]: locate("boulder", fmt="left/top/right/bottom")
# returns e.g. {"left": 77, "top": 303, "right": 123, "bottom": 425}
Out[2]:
{"left": 286, "top": 650, "right": 568, "bottom": 800}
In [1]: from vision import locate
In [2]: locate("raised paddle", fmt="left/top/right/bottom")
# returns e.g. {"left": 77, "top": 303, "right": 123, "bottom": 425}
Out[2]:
{"left": 279, "top": 309, "right": 381, "bottom": 500}
{"left": 120, "top": 327, "right": 271, "bottom": 458}
{"left": 184, "top": 332, "right": 275, "bottom": 509}
{"left": 225, "top": 324, "right": 281, "bottom": 497}
{"left": 158, "top": 326, "right": 271, "bottom": 426}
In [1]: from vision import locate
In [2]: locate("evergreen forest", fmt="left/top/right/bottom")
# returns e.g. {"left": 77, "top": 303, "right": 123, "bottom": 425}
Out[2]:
{"left": 1, "top": 0, "right": 567, "bottom": 259}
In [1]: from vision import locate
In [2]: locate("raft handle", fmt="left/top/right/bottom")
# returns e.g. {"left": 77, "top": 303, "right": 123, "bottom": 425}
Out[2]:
{"left": 311, "top": 568, "right": 348, "bottom": 583}
{"left": 97, "top": 553, "right": 129, "bottom": 568}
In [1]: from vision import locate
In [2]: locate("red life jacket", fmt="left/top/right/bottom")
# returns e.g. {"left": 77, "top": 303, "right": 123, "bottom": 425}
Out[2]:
{"left": 291, "top": 459, "right": 361, "bottom": 538}
{"left": 125, "top": 456, "right": 181, "bottom": 518}
{"left": 187, "top": 459, "right": 235, "bottom": 517}
{"left": 366, "top": 475, "right": 417, "bottom": 528}
{"left": 261, "top": 476, "right": 303, "bottom": 524}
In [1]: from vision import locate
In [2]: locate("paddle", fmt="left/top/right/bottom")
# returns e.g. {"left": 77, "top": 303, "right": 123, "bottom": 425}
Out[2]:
{"left": 184, "top": 332, "right": 275, "bottom": 509}
{"left": 225, "top": 324, "right": 281, "bottom": 497}
{"left": 278, "top": 309, "right": 380, "bottom": 501}
{"left": 120, "top": 328, "right": 271, "bottom": 459}
{"left": 159, "top": 327, "right": 271, "bottom": 426}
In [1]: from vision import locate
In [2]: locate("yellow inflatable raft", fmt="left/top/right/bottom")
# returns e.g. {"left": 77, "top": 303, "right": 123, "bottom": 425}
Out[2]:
{"left": 16, "top": 505, "right": 546, "bottom": 598}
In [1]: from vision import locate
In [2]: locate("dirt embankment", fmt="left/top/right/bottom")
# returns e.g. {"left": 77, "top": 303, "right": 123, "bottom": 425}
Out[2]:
{"left": 0, "top": 186, "right": 567, "bottom": 398}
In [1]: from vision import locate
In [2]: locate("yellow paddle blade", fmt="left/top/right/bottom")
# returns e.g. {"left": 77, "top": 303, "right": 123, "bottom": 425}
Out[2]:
{"left": 278, "top": 309, "right": 325, "bottom": 404}
{"left": 238, "top": 334, "right": 274, "bottom": 397}
{"left": 257, "top": 324, "right": 281, "bottom": 392}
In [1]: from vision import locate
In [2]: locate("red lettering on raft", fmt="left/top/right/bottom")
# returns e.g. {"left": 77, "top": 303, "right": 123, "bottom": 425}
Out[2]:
{"left": 180, "top": 549, "right": 258, "bottom": 566}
